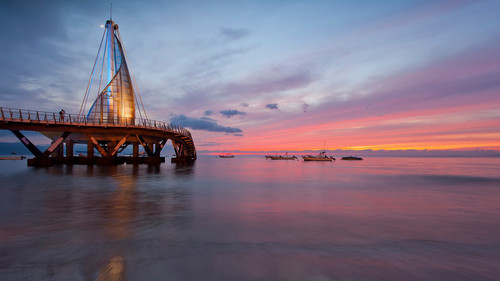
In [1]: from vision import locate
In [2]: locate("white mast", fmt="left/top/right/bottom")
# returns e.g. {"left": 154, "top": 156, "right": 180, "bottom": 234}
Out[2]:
{"left": 81, "top": 17, "right": 139, "bottom": 125}
{"left": 105, "top": 19, "right": 115, "bottom": 123}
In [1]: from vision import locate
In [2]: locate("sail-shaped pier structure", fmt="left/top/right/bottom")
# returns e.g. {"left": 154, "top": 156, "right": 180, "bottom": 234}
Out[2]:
{"left": 0, "top": 19, "right": 196, "bottom": 166}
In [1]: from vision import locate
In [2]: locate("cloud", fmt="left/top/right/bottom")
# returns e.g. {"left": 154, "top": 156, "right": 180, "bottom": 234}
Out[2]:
{"left": 198, "top": 141, "right": 220, "bottom": 147}
{"left": 266, "top": 103, "right": 279, "bottom": 110}
{"left": 174, "top": 60, "right": 317, "bottom": 113}
{"left": 204, "top": 110, "right": 214, "bottom": 116}
{"left": 220, "top": 109, "right": 246, "bottom": 118}
{"left": 222, "top": 69, "right": 314, "bottom": 98}
{"left": 170, "top": 114, "right": 242, "bottom": 133}
{"left": 220, "top": 27, "right": 251, "bottom": 41}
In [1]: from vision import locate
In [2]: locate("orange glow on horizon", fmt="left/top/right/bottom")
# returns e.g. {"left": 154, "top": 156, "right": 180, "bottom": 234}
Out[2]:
{"left": 194, "top": 96, "right": 500, "bottom": 153}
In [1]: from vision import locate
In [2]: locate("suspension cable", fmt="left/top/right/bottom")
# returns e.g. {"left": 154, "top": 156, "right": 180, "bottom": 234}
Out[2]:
{"left": 78, "top": 27, "right": 107, "bottom": 119}
{"left": 95, "top": 30, "right": 109, "bottom": 121}
{"left": 117, "top": 30, "right": 149, "bottom": 121}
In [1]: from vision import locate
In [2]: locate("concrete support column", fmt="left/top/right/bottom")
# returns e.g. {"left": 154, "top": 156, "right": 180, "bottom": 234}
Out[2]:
{"left": 148, "top": 142, "right": 154, "bottom": 156}
{"left": 51, "top": 141, "right": 63, "bottom": 158}
{"left": 108, "top": 141, "right": 116, "bottom": 158}
{"left": 66, "top": 140, "right": 74, "bottom": 159}
{"left": 133, "top": 142, "right": 139, "bottom": 157}
{"left": 87, "top": 140, "right": 94, "bottom": 158}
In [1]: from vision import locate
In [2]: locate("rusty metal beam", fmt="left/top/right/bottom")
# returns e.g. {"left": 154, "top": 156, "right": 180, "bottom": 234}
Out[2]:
{"left": 10, "top": 130, "right": 43, "bottom": 157}
{"left": 154, "top": 138, "right": 168, "bottom": 157}
{"left": 107, "top": 135, "right": 129, "bottom": 157}
{"left": 136, "top": 134, "right": 153, "bottom": 156}
{"left": 118, "top": 143, "right": 129, "bottom": 153}
{"left": 42, "top": 132, "right": 71, "bottom": 157}
{"left": 1, "top": 121, "right": 196, "bottom": 156}
{"left": 179, "top": 144, "right": 186, "bottom": 156}
{"left": 86, "top": 133, "right": 108, "bottom": 157}
{"left": 171, "top": 139, "right": 179, "bottom": 157}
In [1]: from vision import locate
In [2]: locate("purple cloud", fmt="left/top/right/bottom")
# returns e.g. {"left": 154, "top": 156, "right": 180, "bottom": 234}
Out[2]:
{"left": 170, "top": 114, "right": 242, "bottom": 133}
{"left": 266, "top": 103, "right": 279, "bottom": 110}
{"left": 220, "top": 109, "right": 246, "bottom": 118}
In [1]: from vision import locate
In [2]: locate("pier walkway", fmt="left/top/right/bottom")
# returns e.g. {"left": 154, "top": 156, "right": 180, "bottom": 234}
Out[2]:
{"left": 0, "top": 107, "right": 196, "bottom": 166}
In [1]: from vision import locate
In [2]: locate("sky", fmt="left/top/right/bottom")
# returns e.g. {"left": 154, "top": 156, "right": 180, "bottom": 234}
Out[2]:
{"left": 0, "top": 0, "right": 499, "bottom": 153}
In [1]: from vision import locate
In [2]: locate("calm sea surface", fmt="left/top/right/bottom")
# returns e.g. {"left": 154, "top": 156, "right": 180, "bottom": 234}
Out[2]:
{"left": 0, "top": 156, "right": 499, "bottom": 280}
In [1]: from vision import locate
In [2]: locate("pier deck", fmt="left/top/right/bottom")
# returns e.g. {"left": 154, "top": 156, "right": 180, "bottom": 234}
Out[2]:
{"left": 0, "top": 107, "right": 196, "bottom": 166}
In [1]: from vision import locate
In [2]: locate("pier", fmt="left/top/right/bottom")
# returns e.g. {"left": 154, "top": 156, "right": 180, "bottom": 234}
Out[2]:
{"left": 0, "top": 18, "right": 196, "bottom": 166}
{"left": 0, "top": 107, "right": 196, "bottom": 166}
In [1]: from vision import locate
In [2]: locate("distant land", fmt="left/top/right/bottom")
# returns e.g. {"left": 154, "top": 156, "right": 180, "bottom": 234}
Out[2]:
{"left": 1, "top": 142, "right": 498, "bottom": 158}
{"left": 198, "top": 149, "right": 500, "bottom": 157}
{"left": 195, "top": 148, "right": 500, "bottom": 157}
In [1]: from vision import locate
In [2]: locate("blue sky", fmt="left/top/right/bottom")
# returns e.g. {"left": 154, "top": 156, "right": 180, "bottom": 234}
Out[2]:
{"left": 1, "top": 0, "right": 499, "bottom": 152}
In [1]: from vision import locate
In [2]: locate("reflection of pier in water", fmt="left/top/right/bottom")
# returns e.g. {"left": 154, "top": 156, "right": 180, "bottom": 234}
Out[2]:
{"left": 0, "top": 18, "right": 196, "bottom": 166}
{"left": 0, "top": 163, "right": 195, "bottom": 279}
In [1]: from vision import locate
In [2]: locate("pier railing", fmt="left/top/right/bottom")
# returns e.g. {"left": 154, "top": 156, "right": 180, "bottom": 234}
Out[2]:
{"left": 0, "top": 107, "right": 192, "bottom": 139}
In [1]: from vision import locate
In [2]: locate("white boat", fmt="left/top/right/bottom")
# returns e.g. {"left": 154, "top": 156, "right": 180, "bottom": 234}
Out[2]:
{"left": 302, "top": 151, "right": 335, "bottom": 161}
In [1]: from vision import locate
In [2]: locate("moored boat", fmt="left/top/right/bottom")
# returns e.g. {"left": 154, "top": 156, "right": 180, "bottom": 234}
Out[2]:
{"left": 0, "top": 156, "right": 26, "bottom": 160}
{"left": 341, "top": 156, "right": 363, "bottom": 160}
{"left": 269, "top": 155, "right": 297, "bottom": 160}
{"left": 219, "top": 154, "right": 234, "bottom": 158}
{"left": 302, "top": 151, "right": 335, "bottom": 161}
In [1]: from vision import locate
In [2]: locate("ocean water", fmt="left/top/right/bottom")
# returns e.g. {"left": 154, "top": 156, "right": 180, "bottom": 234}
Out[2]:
{"left": 0, "top": 156, "right": 499, "bottom": 281}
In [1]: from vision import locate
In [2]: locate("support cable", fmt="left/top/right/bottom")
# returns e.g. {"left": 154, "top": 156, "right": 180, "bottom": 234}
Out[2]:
{"left": 95, "top": 30, "right": 109, "bottom": 122}
{"left": 117, "top": 31, "right": 149, "bottom": 121}
{"left": 78, "top": 28, "right": 107, "bottom": 119}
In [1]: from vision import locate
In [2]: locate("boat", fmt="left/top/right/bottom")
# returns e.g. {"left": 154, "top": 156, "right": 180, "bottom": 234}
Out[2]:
{"left": 0, "top": 156, "right": 26, "bottom": 160}
{"left": 302, "top": 151, "right": 335, "bottom": 161}
{"left": 219, "top": 154, "right": 234, "bottom": 158}
{"left": 341, "top": 156, "right": 363, "bottom": 160}
{"left": 269, "top": 153, "right": 297, "bottom": 160}
{"left": 269, "top": 155, "right": 297, "bottom": 160}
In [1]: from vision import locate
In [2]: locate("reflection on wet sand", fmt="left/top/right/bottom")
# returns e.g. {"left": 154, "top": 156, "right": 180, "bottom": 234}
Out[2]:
{"left": 0, "top": 163, "right": 194, "bottom": 280}
{"left": 79, "top": 166, "right": 137, "bottom": 280}
{"left": 95, "top": 255, "right": 125, "bottom": 281}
